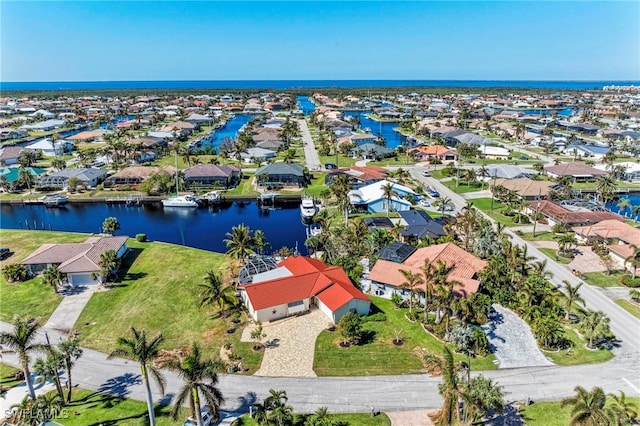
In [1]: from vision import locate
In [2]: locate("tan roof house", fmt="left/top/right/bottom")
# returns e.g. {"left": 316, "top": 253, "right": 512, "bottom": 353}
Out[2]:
{"left": 493, "top": 178, "right": 557, "bottom": 200}
{"left": 21, "top": 236, "right": 128, "bottom": 286}
{"left": 544, "top": 163, "right": 608, "bottom": 180}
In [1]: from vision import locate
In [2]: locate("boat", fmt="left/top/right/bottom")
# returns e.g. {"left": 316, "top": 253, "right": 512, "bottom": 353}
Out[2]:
{"left": 162, "top": 152, "right": 199, "bottom": 208}
{"left": 40, "top": 194, "right": 69, "bottom": 207}
{"left": 161, "top": 194, "right": 200, "bottom": 208}
{"left": 300, "top": 197, "right": 318, "bottom": 220}
{"left": 203, "top": 190, "right": 222, "bottom": 204}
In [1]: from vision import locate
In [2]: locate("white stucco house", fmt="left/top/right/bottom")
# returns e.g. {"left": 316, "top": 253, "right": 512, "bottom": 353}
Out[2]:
{"left": 21, "top": 236, "right": 128, "bottom": 286}
{"left": 238, "top": 256, "right": 371, "bottom": 324}
{"left": 348, "top": 179, "right": 417, "bottom": 214}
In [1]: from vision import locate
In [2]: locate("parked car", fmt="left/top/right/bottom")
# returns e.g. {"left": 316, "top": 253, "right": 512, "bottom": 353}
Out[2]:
{"left": 422, "top": 170, "right": 431, "bottom": 177}
{"left": 184, "top": 405, "right": 212, "bottom": 426}
{"left": 324, "top": 163, "right": 338, "bottom": 170}
{"left": 0, "top": 248, "right": 9, "bottom": 260}
{"left": 419, "top": 198, "right": 430, "bottom": 207}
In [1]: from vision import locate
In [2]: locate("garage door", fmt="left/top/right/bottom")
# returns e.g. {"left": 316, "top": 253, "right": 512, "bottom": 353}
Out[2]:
{"left": 69, "top": 273, "right": 97, "bottom": 286}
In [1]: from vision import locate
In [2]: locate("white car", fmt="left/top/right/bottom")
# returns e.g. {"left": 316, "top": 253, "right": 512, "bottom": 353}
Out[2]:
{"left": 422, "top": 170, "right": 431, "bottom": 177}
{"left": 419, "top": 198, "right": 430, "bottom": 207}
{"left": 184, "top": 405, "right": 212, "bottom": 426}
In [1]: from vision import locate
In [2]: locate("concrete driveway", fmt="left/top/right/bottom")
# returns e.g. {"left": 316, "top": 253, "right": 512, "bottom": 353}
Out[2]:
{"left": 242, "top": 309, "right": 332, "bottom": 377}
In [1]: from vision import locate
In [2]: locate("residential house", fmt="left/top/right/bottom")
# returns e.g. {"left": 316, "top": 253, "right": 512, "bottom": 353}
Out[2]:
{"left": 39, "top": 168, "right": 108, "bottom": 189}
{"left": 21, "top": 236, "right": 128, "bottom": 286}
{"left": 20, "top": 119, "right": 65, "bottom": 132}
{"left": 573, "top": 220, "right": 640, "bottom": 272}
{"left": 367, "top": 242, "right": 487, "bottom": 302}
{"left": 563, "top": 144, "right": 610, "bottom": 160}
{"left": 255, "top": 163, "right": 306, "bottom": 188}
{"left": 409, "top": 145, "right": 457, "bottom": 162}
{"left": 183, "top": 164, "right": 241, "bottom": 188}
{"left": 104, "top": 165, "right": 176, "bottom": 186}
{"left": 492, "top": 178, "right": 557, "bottom": 200}
{"left": 0, "top": 146, "right": 27, "bottom": 166}
{"left": 350, "top": 133, "right": 377, "bottom": 146}
{"left": 26, "top": 138, "right": 73, "bottom": 157}
{"left": 67, "top": 129, "right": 111, "bottom": 143}
{"left": 526, "top": 200, "right": 623, "bottom": 227}
{"left": 348, "top": 180, "right": 417, "bottom": 214}
{"left": 238, "top": 256, "right": 371, "bottom": 323}
{"left": 241, "top": 147, "right": 276, "bottom": 164}
{"left": 484, "top": 164, "right": 535, "bottom": 180}
{"left": 0, "top": 167, "right": 46, "bottom": 190}
{"left": 544, "top": 163, "right": 609, "bottom": 181}
{"left": 325, "top": 165, "right": 388, "bottom": 187}
{"left": 349, "top": 143, "right": 394, "bottom": 160}
{"left": 397, "top": 209, "right": 448, "bottom": 241}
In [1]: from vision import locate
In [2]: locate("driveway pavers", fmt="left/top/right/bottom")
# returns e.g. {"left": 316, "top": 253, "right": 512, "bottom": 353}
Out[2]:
{"left": 242, "top": 309, "right": 332, "bottom": 377}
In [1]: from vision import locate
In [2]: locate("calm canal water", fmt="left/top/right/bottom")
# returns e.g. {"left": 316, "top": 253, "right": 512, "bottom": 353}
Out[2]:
{"left": 297, "top": 96, "right": 316, "bottom": 116}
{"left": 606, "top": 194, "right": 640, "bottom": 220}
{"left": 343, "top": 111, "right": 406, "bottom": 149}
{"left": 0, "top": 202, "right": 309, "bottom": 255}
{"left": 203, "top": 114, "right": 255, "bottom": 149}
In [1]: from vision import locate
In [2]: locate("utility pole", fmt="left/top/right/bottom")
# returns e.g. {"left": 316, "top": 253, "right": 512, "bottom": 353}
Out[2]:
{"left": 532, "top": 189, "right": 542, "bottom": 237}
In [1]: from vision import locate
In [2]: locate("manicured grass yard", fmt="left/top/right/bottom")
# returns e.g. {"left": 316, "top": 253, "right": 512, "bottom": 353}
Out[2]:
{"left": 544, "top": 325, "right": 614, "bottom": 366}
{"left": 467, "top": 198, "right": 514, "bottom": 226}
{"left": 313, "top": 296, "right": 496, "bottom": 376}
{"left": 518, "top": 231, "right": 557, "bottom": 242}
{"left": 520, "top": 398, "right": 640, "bottom": 426}
{"left": 49, "top": 389, "right": 185, "bottom": 425}
{"left": 236, "top": 412, "right": 391, "bottom": 426}
{"left": 0, "top": 362, "right": 22, "bottom": 390}
{"left": 582, "top": 271, "right": 623, "bottom": 288}
{"left": 0, "top": 230, "right": 91, "bottom": 322}
{"left": 538, "top": 248, "right": 572, "bottom": 264}
{"left": 74, "top": 239, "right": 263, "bottom": 372}
{"left": 442, "top": 179, "right": 487, "bottom": 194}
{"left": 616, "top": 299, "right": 640, "bottom": 319}
{"left": 224, "top": 173, "right": 259, "bottom": 197}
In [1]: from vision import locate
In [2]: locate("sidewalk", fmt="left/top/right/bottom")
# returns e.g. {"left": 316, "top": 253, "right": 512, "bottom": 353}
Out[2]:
{"left": 0, "top": 379, "right": 55, "bottom": 415}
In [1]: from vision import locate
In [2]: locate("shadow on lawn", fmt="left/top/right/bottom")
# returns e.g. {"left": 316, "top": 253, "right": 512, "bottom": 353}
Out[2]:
{"left": 115, "top": 247, "right": 145, "bottom": 283}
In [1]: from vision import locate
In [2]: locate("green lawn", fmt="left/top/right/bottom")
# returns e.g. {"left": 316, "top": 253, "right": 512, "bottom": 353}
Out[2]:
{"left": 286, "top": 171, "right": 328, "bottom": 197}
{"left": 74, "top": 239, "right": 263, "bottom": 373}
{"left": 319, "top": 154, "right": 356, "bottom": 167}
{"left": 616, "top": 300, "right": 640, "bottom": 319}
{"left": 441, "top": 179, "right": 487, "bottom": 194}
{"left": 582, "top": 271, "right": 623, "bottom": 288}
{"left": 313, "top": 296, "right": 496, "bottom": 376}
{"left": 49, "top": 389, "right": 185, "bottom": 425}
{"left": 0, "top": 231, "right": 93, "bottom": 322}
{"left": 544, "top": 325, "right": 614, "bottom": 366}
{"left": 467, "top": 198, "right": 514, "bottom": 226}
{"left": 518, "top": 231, "right": 557, "bottom": 242}
{"left": 520, "top": 398, "right": 640, "bottom": 426}
{"left": 538, "top": 248, "right": 572, "bottom": 264}
{"left": 0, "top": 362, "right": 22, "bottom": 390}
{"left": 224, "top": 173, "right": 260, "bottom": 197}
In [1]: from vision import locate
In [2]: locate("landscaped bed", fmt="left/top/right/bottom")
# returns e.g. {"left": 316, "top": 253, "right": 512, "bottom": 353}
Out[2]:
{"left": 313, "top": 296, "right": 496, "bottom": 376}
{"left": 544, "top": 325, "right": 614, "bottom": 366}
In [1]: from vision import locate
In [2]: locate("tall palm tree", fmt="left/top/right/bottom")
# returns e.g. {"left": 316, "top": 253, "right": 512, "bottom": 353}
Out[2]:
{"left": 561, "top": 386, "right": 611, "bottom": 426}
{"left": 108, "top": 328, "right": 165, "bottom": 426}
{"left": 607, "top": 391, "right": 639, "bottom": 425}
{"left": 616, "top": 197, "right": 631, "bottom": 214}
{"left": 0, "top": 316, "right": 45, "bottom": 400}
{"left": 424, "top": 346, "right": 461, "bottom": 425}
{"left": 252, "top": 229, "right": 271, "bottom": 255}
{"left": 434, "top": 196, "right": 454, "bottom": 216}
{"left": 224, "top": 224, "right": 255, "bottom": 265}
{"left": 331, "top": 175, "right": 351, "bottom": 225}
{"left": 381, "top": 183, "right": 397, "bottom": 218}
{"left": 165, "top": 342, "right": 225, "bottom": 425}
{"left": 562, "top": 280, "right": 585, "bottom": 321}
{"left": 199, "top": 269, "right": 237, "bottom": 314}
{"left": 57, "top": 337, "right": 83, "bottom": 403}
{"left": 595, "top": 175, "right": 617, "bottom": 204}
{"left": 399, "top": 269, "right": 423, "bottom": 314}
{"left": 624, "top": 244, "right": 640, "bottom": 279}
{"left": 580, "top": 310, "right": 611, "bottom": 349}
{"left": 460, "top": 375, "right": 505, "bottom": 424}
{"left": 33, "top": 350, "right": 65, "bottom": 402}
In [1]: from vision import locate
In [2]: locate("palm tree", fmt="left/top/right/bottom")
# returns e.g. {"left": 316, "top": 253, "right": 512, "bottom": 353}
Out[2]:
{"left": 561, "top": 386, "right": 611, "bottom": 426}
{"left": 252, "top": 229, "right": 271, "bottom": 255}
{"left": 434, "top": 196, "right": 454, "bottom": 216}
{"left": 624, "top": 244, "right": 640, "bottom": 279}
{"left": 108, "top": 328, "right": 165, "bottom": 426}
{"left": 102, "top": 216, "right": 121, "bottom": 236}
{"left": 381, "top": 183, "right": 397, "bottom": 218}
{"left": 562, "top": 280, "right": 585, "bottom": 321}
{"left": 558, "top": 233, "right": 578, "bottom": 257}
{"left": 399, "top": 269, "right": 423, "bottom": 314}
{"left": 607, "top": 391, "right": 639, "bottom": 425}
{"left": 165, "top": 343, "right": 225, "bottom": 425}
{"left": 0, "top": 315, "right": 45, "bottom": 400}
{"left": 263, "top": 389, "right": 294, "bottom": 426}
{"left": 97, "top": 249, "right": 119, "bottom": 283}
{"left": 224, "top": 224, "right": 255, "bottom": 265}
{"left": 424, "top": 346, "right": 461, "bottom": 425}
{"left": 57, "top": 337, "right": 83, "bottom": 403}
{"left": 595, "top": 175, "right": 617, "bottom": 204}
{"left": 33, "top": 350, "right": 65, "bottom": 402}
{"left": 580, "top": 310, "right": 611, "bottom": 349}
{"left": 616, "top": 197, "right": 631, "bottom": 214}
{"left": 199, "top": 269, "right": 237, "bottom": 314}
{"left": 41, "top": 265, "right": 63, "bottom": 293}
{"left": 460, "top": 375, "right": 505, "bottom": 424}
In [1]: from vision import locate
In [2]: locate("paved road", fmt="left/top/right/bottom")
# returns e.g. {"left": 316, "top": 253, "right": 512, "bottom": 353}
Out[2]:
{"left": 297, "top": 119, "right": 321, "bottom": 170}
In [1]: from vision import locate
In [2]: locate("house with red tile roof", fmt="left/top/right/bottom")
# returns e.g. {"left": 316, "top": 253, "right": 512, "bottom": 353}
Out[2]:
{"left": 526, "top": 201, "right": 622, "bottom": 227}
{"left": 367, "top": 243, "right": 487, "bottom": 303}
{"left": 573, "top": 220, "right": 640, "bottom": 272}
{"left": 21, "top": 236, "right": 128, "bottom": 286}
{"left": 408, "top": 145, "right": 457, "bottom": 162}
{"left": 238, "top": 256, "right": 370, "bottom": 323}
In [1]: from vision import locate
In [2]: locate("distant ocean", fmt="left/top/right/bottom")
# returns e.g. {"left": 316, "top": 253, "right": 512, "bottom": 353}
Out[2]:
{"left": 1, "top": 80, "right": 639, "bottom": 91}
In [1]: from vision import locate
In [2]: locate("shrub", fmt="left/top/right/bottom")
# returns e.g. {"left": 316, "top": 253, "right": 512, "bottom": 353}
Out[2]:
{"left": 1, "top": 263, "right": 29, "bottom": 282}
{"left": 362, "top": 312, "right": 387, "bottom": 322}
{"left": 338, "top": 312, "right": 363, "bottom": 345}
{"left": 135, "top": 233, "right": 147, "bottom": 242}
{"left": 620, "top": 275, "right": 640, "bottom": 288}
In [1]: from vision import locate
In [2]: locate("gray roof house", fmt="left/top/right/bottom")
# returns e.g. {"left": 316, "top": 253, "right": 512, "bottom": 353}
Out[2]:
{"left": 39, "top": 168, "right": 108, "bottom": 189}
{"left": 398, "top": 210, "right": 447, "bottom": 241}
{"left": 255, "top": 163, "right": 306, "bottom": 187}
{"left": 349, "top": 143, "right": 394, "bottom": 160}
{"left": 184, "top": 164, "right": 242, "bottom": 187}
{"left": 241, "top": 147, "right": 276, "bottom": 163}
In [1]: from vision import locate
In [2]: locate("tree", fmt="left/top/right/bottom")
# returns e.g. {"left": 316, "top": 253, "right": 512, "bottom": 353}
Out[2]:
{"left": 263, "top": 389, "right": 294, "bottom": 426}
{"left": 337, "top": 311, "right": 362, "bottom": 345}
{"left": 580, "top": 310, "right": 611, "bottom": 349}
{"left": 224, "top": 224, "right": 255, "bottom": 265}
{"left": 102, "top": 216, "right": 120, "bottom": 236}
{"left": 199, "top": 269, "right": 237, "bottom": 314}
{"left": 66, "top": 176, "right": 82, "bottom": 193}
{"left": 51, "top": 158, "right": 67, "bottom": 171}
{"left": 0, "top": 315, "right": 45, "bottom": 400}
{"left": 1, "top": 263, "right": 29, "bottom": 282}
{"left": 561, "top": 386, "right": 611, "bottom": 426}
{"left": 460, "top": 375, "right": 505, "bottom": 424}
{"left": 433, "top": 196, "right": 454, "bottom": 216}
{"left": 33, "top": 349, "right": 65, "bottom": 402}
{"left": 624, "top": 244, "right": 640, "bottom": 279}
{"left": 97, "top": 249, "right": 119, "bottom": 283}
{"left": 607, "top": 391, "right": 639, "bottom": 425}
{"left": 595, "top": 175, "right": 617, "bottom": 204}
{"left": 18, "top": 168, "right": 35, "bottom": 193}
{"left": 399, "top": 269, "right": 423, "bottom": 314}
{"left": 381, "top": 183, "right": 397, "bottom": 217}
{"left": 165, "top": 342, "right": 225, "bottom": 425}
{"left": 562, "top": 280, "right": 585, "bottom": 321}
{"left": 57, "top": 337, "right": 83, "bottom": 403}
{"left": 557, "top": 233, "right": 578, "bottom": 256}
{"left": 41, "top": 265, "right": 64, "bottom": 293}
{"left": 250, "top": 323, "right": 266, "bottom": 350}
{"left": 305, "top": 406, "right": 333, "bottom": 426}
{"left": 108, "top": 328, "right": 165, "bottom": 426}
{"left": 252, "top": 229, "right": 271, "bottom": 255}
{"left": 424, "top": 346, "right": 461, "bottom": 425}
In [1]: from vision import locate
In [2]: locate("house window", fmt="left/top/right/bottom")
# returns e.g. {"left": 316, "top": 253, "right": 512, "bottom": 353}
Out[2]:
{"left": 375, "top": 289, "right": 385, "bottom": 296}
{"left": 287, "top": 300, "right": 303, "bottom": 308}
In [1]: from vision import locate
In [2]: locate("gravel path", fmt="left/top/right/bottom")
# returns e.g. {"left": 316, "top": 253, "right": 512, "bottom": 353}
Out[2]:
{"left": 481, "top": 304, "right": 554, "bottom": 369}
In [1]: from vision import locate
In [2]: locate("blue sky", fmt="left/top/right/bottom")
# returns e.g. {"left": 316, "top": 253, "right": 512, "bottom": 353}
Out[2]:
{"left": 2, "top": 1, "right": 638, "bottom": 82}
